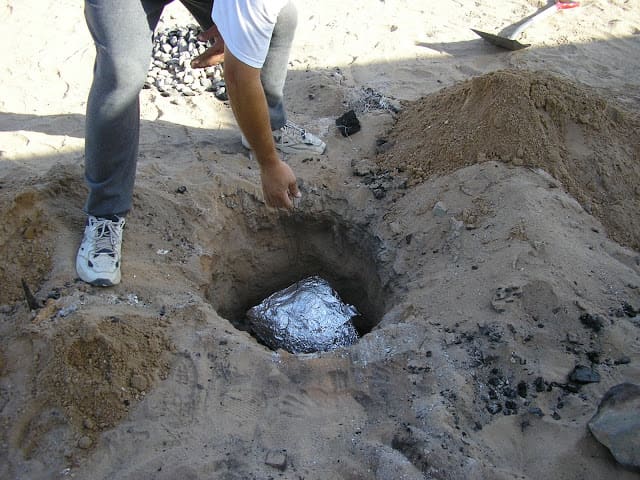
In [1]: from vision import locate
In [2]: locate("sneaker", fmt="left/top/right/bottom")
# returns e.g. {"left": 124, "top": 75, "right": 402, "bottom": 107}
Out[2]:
{"left": 76, "top": 215, "right": 125, "bottom": 286}
{"left": 242, "top": 121, "right": 326, "bottom": 155}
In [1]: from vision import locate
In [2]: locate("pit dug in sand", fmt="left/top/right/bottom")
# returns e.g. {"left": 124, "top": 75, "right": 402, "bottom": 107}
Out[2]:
{"left": 205, "top": 198, "right": 394, "bottom": 350}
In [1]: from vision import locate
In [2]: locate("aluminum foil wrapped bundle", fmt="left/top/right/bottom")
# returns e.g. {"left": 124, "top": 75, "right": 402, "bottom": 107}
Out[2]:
{"left": 246, "top": 276, "right": 360, "bottom": 354}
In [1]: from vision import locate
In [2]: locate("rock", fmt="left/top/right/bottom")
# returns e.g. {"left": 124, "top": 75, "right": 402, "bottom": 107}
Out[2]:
{"left": 614, "top": 356, "right": 631, "bottom": 365}
{"left": 568, "top": 365, "right": 600, "bottom": 384}
{"left": 566, "top": 332, "right": 580, "bottom": 344}
{"left": 130, "top": 374, "right": 148, "bottom": 391}
{"left": 504, "top": 399, "right": 518, "bottom": 413}
{"left": 580, "top": 312, "right": 605, "bottom": 332}
{"left": 177, "top": 38, "right": 189, "bottom": 52}
{"left": 621, "top": 302, "right": 638, "bottom": 317}
{"left": 389, "top": 221, "right": 403, "bottom": 235}
{"left": 77, "top": 436, "right": 93, "bottom": 449}
{"left": 214, "top": 87, "right": 228, "bottom": 101}
{"left": 58, "top": 303, "right": 78, "bottom": 317}
{"left": 502, "top": 386, "right": 517, "bottom": 399}
{"left": 432, "top": 201, "right": 447, "bottom": 217}
{"left": 264, "top": 450, "right": 287, "bottom": 471}
{"left": 588, "top": 383, "right": 640, "bottom": 471}
{"left": 527, "top": 406, "right": 544, "bottom": 417}
{"left": 517, "top": 381, "right": 528, "bottom": 398}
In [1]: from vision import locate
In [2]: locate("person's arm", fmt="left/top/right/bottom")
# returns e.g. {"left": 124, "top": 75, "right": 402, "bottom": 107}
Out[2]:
{"left": 222, "top": 47, "right": 300, "bottom": 209}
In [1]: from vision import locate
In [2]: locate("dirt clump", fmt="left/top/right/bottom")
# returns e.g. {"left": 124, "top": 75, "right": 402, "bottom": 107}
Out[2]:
{"left": 45, "top": 314, "right": 172, "bottom": 434}
{"left": 377, "top": 69, "right": 640, "bottom": 249}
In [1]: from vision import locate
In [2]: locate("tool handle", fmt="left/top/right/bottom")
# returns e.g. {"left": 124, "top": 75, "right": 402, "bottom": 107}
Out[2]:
{"left": 509, "top": 1, "right": 580, "bottom": 39}
{"left": 556, "top": 1, "right": 580, "bottom": 10}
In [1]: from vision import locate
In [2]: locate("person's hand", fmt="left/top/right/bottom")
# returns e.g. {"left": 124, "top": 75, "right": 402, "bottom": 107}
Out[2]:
{"left": 191, "top": 24, "right": 225, "bottom": 68}
{"left": 260, "top": 159, "right": 301, "bottom": 209}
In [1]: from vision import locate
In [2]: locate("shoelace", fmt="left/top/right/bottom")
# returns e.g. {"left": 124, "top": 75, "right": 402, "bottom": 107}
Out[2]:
{"left": 90, "top": 218, "right": 122, "bottom": 257}
{"left": 282, "top": 122, "right": 308, "bottom": 140}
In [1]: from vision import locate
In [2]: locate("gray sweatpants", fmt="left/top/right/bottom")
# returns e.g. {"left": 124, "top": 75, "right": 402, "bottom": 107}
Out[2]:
{"left": 83, "top": 0, "right": 297, "bottom": 217}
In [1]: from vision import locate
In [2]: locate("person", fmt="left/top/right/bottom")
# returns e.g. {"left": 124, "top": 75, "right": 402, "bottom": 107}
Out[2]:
{"left": 76, "top": 0, "right": 326, "bottom": 286}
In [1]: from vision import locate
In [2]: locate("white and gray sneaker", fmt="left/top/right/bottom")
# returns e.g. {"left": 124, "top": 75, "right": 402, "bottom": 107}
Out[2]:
{"left": 76, "top": 215, "right": 125, "bottom": 286}
{"left": 242, "top": 121, "right": 326, "bottom": 155}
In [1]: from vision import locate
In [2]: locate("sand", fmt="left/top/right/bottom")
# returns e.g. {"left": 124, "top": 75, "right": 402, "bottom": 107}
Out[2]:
{"left": 1, "top": 0, "right": 640, "bottom": 479}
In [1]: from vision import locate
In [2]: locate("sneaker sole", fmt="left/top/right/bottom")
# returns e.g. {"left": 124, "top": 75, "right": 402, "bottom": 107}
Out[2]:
{"left": 276, "top": 143, "right": 326, "bottom": 155}
{"left": 89, "top": 278, "right": 118, "bottom": 287}
{"left": 76, "top": 260, "right": 121, "bottom": 287}
{"left": 241, "top": 135, "right": 327, "bottom": 155}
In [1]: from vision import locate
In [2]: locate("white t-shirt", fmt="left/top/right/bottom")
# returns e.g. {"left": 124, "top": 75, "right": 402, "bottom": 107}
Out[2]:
{"left": 212, "top": 0, "right": 289, "bottom": 69}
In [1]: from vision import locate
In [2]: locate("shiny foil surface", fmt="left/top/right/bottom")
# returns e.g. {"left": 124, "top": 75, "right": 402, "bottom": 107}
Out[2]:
{"left": 246, "top": 276, "right": 360, "bottom": 354}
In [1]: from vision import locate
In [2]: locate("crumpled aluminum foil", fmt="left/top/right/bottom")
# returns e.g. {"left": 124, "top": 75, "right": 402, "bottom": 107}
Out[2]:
{"left": 246, "top": 276, "right": 360, "bottom": 354}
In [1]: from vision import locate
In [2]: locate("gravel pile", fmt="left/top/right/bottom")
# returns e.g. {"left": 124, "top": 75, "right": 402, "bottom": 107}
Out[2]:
{"left": 145, "top": 24, "right": 226, "bottom": 99}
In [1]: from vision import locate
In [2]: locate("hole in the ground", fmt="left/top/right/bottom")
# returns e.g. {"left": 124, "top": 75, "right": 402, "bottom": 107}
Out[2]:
{"left": 206, "top": 204, "right": 393, "bottom": 349}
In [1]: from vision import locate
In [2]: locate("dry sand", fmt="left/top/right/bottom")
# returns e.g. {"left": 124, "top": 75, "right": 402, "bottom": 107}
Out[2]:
{"left": 1, "top": 0, "right": 640, "bottom": 479}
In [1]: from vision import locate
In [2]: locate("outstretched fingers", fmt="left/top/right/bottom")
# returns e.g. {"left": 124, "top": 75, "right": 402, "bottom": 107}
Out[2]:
{"left": 191, "top": 47, "right": 224, "bottom": 68}
{"left": 191, "top": 24, "right": 225, "bottom": 68}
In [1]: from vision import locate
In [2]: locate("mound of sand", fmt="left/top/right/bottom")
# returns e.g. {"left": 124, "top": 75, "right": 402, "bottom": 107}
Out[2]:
{"left": 378, "top": 70, "right": 640, "bottom": 249}
{"left": 12, "top": 309, "right": 171, "bottom": 458}
{"left": 47, "top": 313, "right": 172, "bottom": 432}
